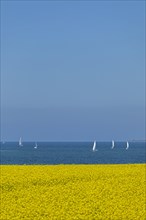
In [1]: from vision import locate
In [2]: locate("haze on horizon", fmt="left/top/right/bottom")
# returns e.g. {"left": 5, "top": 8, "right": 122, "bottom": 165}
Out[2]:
{"left": 1, "top": 1, "right": 145, "bottom": 141}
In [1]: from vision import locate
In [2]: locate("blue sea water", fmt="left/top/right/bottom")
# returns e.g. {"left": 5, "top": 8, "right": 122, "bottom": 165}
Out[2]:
{"left": 0, "top": 142, "right": 145, "bottom": 165}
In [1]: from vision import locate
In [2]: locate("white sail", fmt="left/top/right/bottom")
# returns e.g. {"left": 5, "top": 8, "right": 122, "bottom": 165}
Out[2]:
{"left": 34, "top": 142, "right": 38, "bottom": 149}
{"left": 19, "top": 137, "right": 23, "bottom": 146}
{"left": 111, "top": 140, "right": 115, "bottom": 149}
{"left": 126, "top": 141, "right": 129, "bottom": 150}
{"left": 92, "top": 141, "right": 97, "bottom": 152}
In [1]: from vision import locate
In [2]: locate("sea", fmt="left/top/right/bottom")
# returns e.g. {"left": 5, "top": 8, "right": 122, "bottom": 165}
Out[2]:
{"left": 0, "top": 141, "right": 145, "bottom": 165}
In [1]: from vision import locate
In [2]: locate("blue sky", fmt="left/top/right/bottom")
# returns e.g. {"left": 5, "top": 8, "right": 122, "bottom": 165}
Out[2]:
{"left": 1, "top": 1, "right": 145, "bottom": 141}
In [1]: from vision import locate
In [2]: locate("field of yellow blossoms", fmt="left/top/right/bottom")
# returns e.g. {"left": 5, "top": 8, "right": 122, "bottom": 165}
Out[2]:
{"left": 1, "top": 164, "right": 145, "bottom": 220}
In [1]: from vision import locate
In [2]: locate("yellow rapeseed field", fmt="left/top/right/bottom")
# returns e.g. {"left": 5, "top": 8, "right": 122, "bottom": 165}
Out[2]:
{"left": 0, "top": 164, "right": 145, "bottom": 220}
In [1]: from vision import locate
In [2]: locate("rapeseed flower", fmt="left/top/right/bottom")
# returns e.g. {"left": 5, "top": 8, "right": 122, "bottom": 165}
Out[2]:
{"left": 0, "top": 164, "right": 145, "bottom": 219}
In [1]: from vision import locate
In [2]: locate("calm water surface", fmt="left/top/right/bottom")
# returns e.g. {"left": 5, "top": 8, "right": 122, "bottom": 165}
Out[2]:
{"left": 0, "top": 142, "right": 145, "bottom": 165}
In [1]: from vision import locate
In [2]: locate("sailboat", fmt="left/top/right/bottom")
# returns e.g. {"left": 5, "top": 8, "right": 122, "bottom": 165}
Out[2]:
{"left": 111, "top": 140, "right": 115, "bottom": 149}
{"left": 126, "top": 141, "right": 129, "bottom": 150}
{"left": 19, "top": 137, "right": 23, "bottom": 146}
{"left": 92, "top": 141, "right": 97, "bottom": 152}
{"left": 34, "top": 142, "right": 38, "bottom": 149}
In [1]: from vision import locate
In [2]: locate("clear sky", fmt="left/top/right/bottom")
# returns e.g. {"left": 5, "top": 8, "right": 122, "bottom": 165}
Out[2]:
{"left": 1, "top": 1, "right": 145, "bottom": 141}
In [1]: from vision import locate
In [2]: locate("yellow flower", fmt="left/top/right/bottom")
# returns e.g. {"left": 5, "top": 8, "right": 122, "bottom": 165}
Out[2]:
{"left": 0, "top": 164, "right": 145, "bottom": 220}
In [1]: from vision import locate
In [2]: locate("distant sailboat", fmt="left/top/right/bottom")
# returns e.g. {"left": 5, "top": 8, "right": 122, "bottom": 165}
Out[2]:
{"left": 34, "top": 142, "right": 38, "bottom": 149}
{"left": 92, "top": 141, "right": 97, "bottom": 152}
{"left": 111, "top": 140, "right": 115, "bottom": 149}
{"left": 19, "top": 137, "right": 23, "bottom": 146}
{"left": 126, "top": 141, "right": 129, "bottom": 150}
